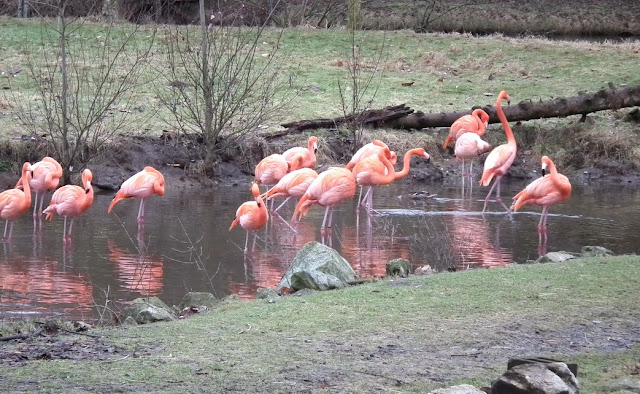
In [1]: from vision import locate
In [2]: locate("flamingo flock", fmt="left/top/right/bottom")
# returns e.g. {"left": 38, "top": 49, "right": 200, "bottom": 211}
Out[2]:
{"left": 0, "top": 91, "right": 571, "bottom": 256}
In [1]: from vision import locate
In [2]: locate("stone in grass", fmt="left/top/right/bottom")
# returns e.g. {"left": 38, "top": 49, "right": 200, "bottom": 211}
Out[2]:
{"left": 256, "top": 288, "right": 279, "bottom": 302}
{"left": 386, "top": 258, "right": 411, "bottom": 278}
{"left": 121, "top": 297, "right": 176, "bottom": 325}
{"left": 491, "top": 362, "right": 578, "bottom": 394}
{"left": 581, "top": 245, "right": 614, "bottom": 258}
{"left": 178, "top": 292, "right": 219, "bottom": 310}
{"left": 536, "top": 251, "right": 579, "bottom": 263}
{"left": 277, "top": 241, "right": 357, "bottom": 292}
{"left": 428, "top": 384, "right": 485, "bottom": 394}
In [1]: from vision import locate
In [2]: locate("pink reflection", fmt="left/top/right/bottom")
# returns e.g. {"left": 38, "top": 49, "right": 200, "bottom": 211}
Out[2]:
{"left": 107, "top": 237, "right": 164, "bottom": 297}
{"left": 447, "top": 196, "right": 513, "bottom": 269}
{"left": 0, "top": 257, "right": 94, "bottom": 318}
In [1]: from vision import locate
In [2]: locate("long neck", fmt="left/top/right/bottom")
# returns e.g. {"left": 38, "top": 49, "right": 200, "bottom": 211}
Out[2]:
{"left": 497, "top": 97, "right": 515, "bottom": 147}
{"left": 379, "top": 153, "right": 396, "bottom": 183}
{"left": 256, "top": 194, "right": 268, "bottom": 221}
{"left": 394, "top": 149, "right": 420, "bottom": 180}
{"left": 307, "top": 139, "right": 316, "bottom": 162}
{"left": 546, "top": 159, "right": 558, "bottom": 178}
{"left": 83, "top": 179, "right": 94, "bottom": 211}
{"left": 21, "top": 172, "right": 31, "bottom": 208}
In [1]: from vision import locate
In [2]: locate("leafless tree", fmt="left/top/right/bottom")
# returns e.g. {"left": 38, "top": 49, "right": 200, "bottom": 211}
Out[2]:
{"left": 158, "top": 0, "right": 290, "bottom": 175}
{"left": 11, "top": 0, "right": 155, "bottom": 184}
{"left": 413, "top": 0, "right": 481, "bottom": 33}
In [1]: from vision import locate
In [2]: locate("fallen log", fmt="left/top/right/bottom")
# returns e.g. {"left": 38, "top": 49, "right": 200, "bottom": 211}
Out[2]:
{"left": 275, "top": 85, "right": 640, "bottom": 136}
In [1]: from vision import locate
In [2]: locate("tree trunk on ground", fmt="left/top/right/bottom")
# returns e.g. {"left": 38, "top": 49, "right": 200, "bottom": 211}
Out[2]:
{"left": 277, "top": 85, "right": 640, "bottom": 136}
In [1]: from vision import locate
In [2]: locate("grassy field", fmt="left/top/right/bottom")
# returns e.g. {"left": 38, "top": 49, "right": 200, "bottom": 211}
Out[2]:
{"left": 0, "top": 255, "right": 638, "bottom": 392}
{"left": 0, "top": 17, "right": 639, "bottom": 174}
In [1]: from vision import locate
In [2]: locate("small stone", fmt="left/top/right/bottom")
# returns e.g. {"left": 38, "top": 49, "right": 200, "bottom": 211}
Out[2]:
{"left": 428, "top": 384, "right": 485, "bottom": 393}
{"left": 580, "top": 245, "right": 614, "bottom": 258}
{"left": 386, "top": 258, "right": 411, "bottom": 277}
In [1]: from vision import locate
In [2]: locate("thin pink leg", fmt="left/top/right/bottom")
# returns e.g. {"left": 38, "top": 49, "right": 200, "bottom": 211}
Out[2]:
{"left": 482, "top": 177, "right": 500, "bottom": 213}
{"left": 63, "top": 216, "right": 68, "bottom": 243}
{"left": 495, "top": 180, "right": 511, "bottom": 212}
{"left": 3, "top": 220, "right": 8, "bottom": 240}
{"left": 137, "top": 198, "right": 146, "bottom": 224}
{"left": 243, "top": 231, "right": 249, "bottom": 252}
{"left": 33, "top": 192, "right": 39, "bottom": 217}
{"left": 67, "top": 218, "right": 74, "bottom": 242}
{"left": 274, "top": 196, "right": 291, "bottom": 213}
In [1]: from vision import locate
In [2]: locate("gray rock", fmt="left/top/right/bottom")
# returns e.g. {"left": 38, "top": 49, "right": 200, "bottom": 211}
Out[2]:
{"left": 492, "top": 362, "right": 579, "bottom": 394}
{"left": 581, "top": 245, "right": 614, "bottom": 258}
{"left": 277, "top": 241, "right": 357, "bottom": 292}
{"left": 602, "top": 378, "right": 640, "bottom": 392}
{"left": 536, "top": 251, "right": 579, "bottom": 263}
{"left": 428, "top": 384, "right": 485, "bottom": 393}
{"left": 121, "top": 316, "right": 138, "bottom": 326}
{"left": 386, "top": 258, "right": 411, "bottom": 277}
{"left": 121, "top": 297, "right": 176, "bottom": 325}
{"left": 256, "top": 288, "right": 279, "bottom": 302}
{"left": 178, "top": 292, "right": 218, "bottom": 310}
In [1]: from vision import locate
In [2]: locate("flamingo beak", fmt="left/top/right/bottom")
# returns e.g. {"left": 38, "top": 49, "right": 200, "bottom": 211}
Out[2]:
{"left": 424, "top": 152, "right": 431, "bottom": 163}
{"left": 541, "top": 162, "right": 548, "bottom": 177}
{"left": 85, "top": 180, "right": 92, "bottom": 194}
{"left": 313, "top": 142, "right": 318, "bottom": 152}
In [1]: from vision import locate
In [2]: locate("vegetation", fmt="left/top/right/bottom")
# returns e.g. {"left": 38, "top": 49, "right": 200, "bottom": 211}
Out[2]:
{"left": 1, "top": 255, "right": 638, "bottom": 392}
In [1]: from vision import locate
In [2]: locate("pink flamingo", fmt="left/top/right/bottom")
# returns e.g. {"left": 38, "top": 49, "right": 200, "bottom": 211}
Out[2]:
{"left": 43, "top": 169, "right": 94, "bottom": 243}
{"left": 512, "top": 156, "right": 572, "bottom": 233}
{"left": 345, "top": 139, "right": 397, "bottom": 171}
{"left": 261, "top": 168, "right": 319, "bottom": 213}
{"left": 443, "top": 109, "right": 490, "bottom": 149}
{"left": 15, "top": 156, "right": 62, "bottom": 218}
{"left": 292, "top": 167, "right": 356, "bottom": 234}
{"left": 479, "top": 91, "right": 515, "bottom": 213}
{"left": 230, "top": 183, "right": 269, "bottom": 252}
{"left": 1, "top": 162, "right": 33, "bottom": 240}
{"left": 108, "top": 166, "right": 165, "bottom": 224}
{"left": 282, "top": 136, "right": 319, "bottom": 169}
{"left": 454, "top": 132, "right": 491, "bottom": 177}
{"left": 353, "top": 148, "right": 430, "bottom": 212}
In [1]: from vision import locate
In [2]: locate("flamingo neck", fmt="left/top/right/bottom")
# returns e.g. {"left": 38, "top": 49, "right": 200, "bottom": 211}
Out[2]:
{"left": 497, "top": 97, "right": 515, "bottom": 146}
{"left": 21, "top": 172, "right": 31, "bottom": 208}
{"left": 395, "top": 149, "right": 420, "bottom": 179}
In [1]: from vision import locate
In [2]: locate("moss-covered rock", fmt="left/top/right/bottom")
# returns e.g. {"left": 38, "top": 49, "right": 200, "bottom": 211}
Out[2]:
{"left": 386, "top": 258, "right": 411, "bottom": 277}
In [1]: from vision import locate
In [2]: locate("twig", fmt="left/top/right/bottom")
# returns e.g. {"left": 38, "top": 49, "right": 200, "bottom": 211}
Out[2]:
{"left": 238, "top": 323, "right": 252, "bottom": 334}
{"left": 0, "top": 327, "right": 44, "bottom": 342}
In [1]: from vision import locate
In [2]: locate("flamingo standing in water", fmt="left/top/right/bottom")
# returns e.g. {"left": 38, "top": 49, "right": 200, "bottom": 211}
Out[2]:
{"left": 345, "top": 139, "right": 397, "bottom": 171}
{"left": 108, "top": 166, "right": 165, "bottom": 225}
{"left": 282, "top": 136, "right": 319, "bottom": 169}
{"left": 0, "top": 162, "right": 32, "bottom": 240}
{"left": 512, "top": 156, "right": 572, "bottom": 232}
{"left": 454, "top": 132, "right": 491, "bottom": 177}
{"left": 443, "top": 108, "right": 490, "bottom": 149}
{"left": 15, "top": 156, "right": 62, "bottom": 218}
{"left": 479, "top": 91, "right": 516, "bottom": 213}
{"left": 43, "top": 169, "right": 94, "bottom": 243}
{"left": 292, "top": 167, "right": 356, "bottom": 235}
{"left": 230, "top": 182, "right": 269, "bottom": 252}
{"left": 353, "top": 148, "right": 430, "bottom": 212}
{"left": 261, "top": 168, "right": 318, "bottom": 213}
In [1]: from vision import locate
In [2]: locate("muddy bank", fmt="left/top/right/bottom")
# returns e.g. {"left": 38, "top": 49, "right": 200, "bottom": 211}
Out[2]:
{"left": 1, "top": 132, "right": 639, "bottom": 192}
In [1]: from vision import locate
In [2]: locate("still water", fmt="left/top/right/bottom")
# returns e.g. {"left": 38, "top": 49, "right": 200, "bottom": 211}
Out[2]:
{"left": 0, "top": 178, "right": 638, "bottom": 323}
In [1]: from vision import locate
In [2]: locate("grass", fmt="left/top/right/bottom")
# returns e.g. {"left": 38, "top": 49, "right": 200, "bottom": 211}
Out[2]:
{"left": 1, "top": 255, "right": 638, "bottom": 392}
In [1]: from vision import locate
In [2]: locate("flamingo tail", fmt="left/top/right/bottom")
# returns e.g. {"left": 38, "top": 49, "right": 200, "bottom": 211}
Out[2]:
{"left": 292, "top": 195, "right": 310, "bottom": 222}
{"left": 43, "top": 205, "right": 56, "bottom": 221}
{"left": 443, "top": 137, "right": 453, "bottom": 150}
{"left": 479, "top": 169, "right": 496, "bottom": 187}
{"left": 229, "top": 218, "right": 239, "bottom": 231}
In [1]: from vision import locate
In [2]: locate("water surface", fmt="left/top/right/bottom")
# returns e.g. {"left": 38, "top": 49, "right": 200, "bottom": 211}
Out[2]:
{"left": 0, "top": 178, "right": 638, "bottom": 323}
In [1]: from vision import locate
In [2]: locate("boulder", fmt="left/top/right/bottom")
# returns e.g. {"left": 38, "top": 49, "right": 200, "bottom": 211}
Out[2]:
{"left": 428, "top": 384, "right": 485, "bottom": 393}
{"left": 256, "top": 288, "right": 279, "bottom": 302}
{"left": 178, "top": 292, "right": 218, "bottom": 310}
{"left": 386, "top": 258, "right": 411, "bottom": 277}
{"left": 536, "top": 251, "right": 579, "bottom": 263}
{"left": 491, "top": 362, "right": 579, "bottom": 394}
{"left": 121, "top": 297, "right": 176, "bottom": 325}
{"left": 277, "top": 241, "right": 357, "bottom": 292}
{"left": 602, "top": 378, "right": 640, "bottom": 392}
{"left": 581, "top": 245, "right": 614, "bottom": 258}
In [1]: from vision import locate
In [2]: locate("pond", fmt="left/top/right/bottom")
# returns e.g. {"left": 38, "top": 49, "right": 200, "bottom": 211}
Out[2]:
{"left": 0, "top": 177, "right": 638, "bottom": 323}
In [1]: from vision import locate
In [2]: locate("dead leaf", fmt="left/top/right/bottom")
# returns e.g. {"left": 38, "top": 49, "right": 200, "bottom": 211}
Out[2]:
{"left": 401, "top": 81, "right": 414, "bottom": 87}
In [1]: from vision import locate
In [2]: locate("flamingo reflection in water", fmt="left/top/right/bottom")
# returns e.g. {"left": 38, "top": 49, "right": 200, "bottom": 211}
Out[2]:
{"left": 107, "top": 235, "right": 165, "bottom": 297}
{"left": 0, "top": 257, "right": 94, "bottom": 317}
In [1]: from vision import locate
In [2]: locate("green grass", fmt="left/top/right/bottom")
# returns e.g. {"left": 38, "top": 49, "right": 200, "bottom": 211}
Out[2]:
{"left": 2, "top": 255, "right": 638, "bottom": 392}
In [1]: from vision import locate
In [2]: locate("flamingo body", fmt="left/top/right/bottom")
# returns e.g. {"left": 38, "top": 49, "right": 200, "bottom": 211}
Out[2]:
{"left": 262, "top": 168, "right": 318, "bottom": 212}
{"left": 443, "top": 109, "right": 490, "bottom": 149}
{"left": 43, "top": 169, "right": 94, "bottom": 242}
{"left": 479, "top": 91, "right": 516, "bottom": 213}
{"left": 108, "top": 166, "right": 165, "bottom": 223}
{"left": 345, "top": 140, "right": 397, "bottom": 171}
{"left": 1, "top": 162, "right": 32, "bottom": 240}
{"left": 230, "top": 183, "right": 269, "bottom": 251}
{"left": 455, "top": 132, "right": 491, "bottom": 177}
{"left": 15, "top": 156, "right": 62, "bottom": 217}
{"left": 512, "top": 156, "right": 571, "bottom": 228}
{"left": 254, "top": 154, "right": 290, "bottom": 186}
{"left": 292, "top": 167, "right": 356, "bottom": 231}
{"left": 281, "top": 136, "right": 318, "bottom": 169}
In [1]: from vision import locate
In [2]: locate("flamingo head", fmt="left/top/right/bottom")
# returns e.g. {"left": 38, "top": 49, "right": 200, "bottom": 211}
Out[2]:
{"left": 478, "top": 109, "right": 490, "bottom": 127}
{"left": 309, "top": 136, "right": 319, "bottom": 153}
{"left": 541, "top": 156, "right": 551, "bottom": 177}
{"left": 498, "top": 90, "right": 511, "bottom": 105}
{"left": 389, "top": 151, "right": 398, "bottom": 166}
{"left": 372, "top": 139, "right": 388, "bottom": 148}
{"left": 82, "top": 169, "right": 93, "bottom": 192}
{"left": 250, "top": 182, "right": 261, "bottom": 197}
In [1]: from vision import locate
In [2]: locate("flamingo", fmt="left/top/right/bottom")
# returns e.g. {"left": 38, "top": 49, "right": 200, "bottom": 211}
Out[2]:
{"left": 353, "top": 148, "right": 430, "bottom": 212}
{"left": 282, "top": 136, "right": 319, "bottom": 169}
{"left": 345, "top": 139, "right": 397, "bottom": 171}
{"left": 15, "top": 156, "right": 62, "bottom": 218}
{"left": 261, "top": 168, "right": 318, "bottom": 213}
{"left": 511, "top": 156, "right": 572, "bottom": 233}
{"left": 229, "top": 182, "right": 269, "bottom": 252}
{"left": 43, "top": 169, "right": 94, "bottom": 243}
{"left": 443, "top": 108, "right": 490, "bottom": 149}
{"left": 454, "top": 132, "right": 491, "bottom": 177}
{"left": 291, "top": 167, "right": 356, "bottom": 234}
{"left": 0, "top": 162, "right": 33, "bottom": 240}
{"left": 108, "top": 166, "right": 165, "bottom": 224}
{"left": 479, "top": 91, "right": 516, "bottom": 213}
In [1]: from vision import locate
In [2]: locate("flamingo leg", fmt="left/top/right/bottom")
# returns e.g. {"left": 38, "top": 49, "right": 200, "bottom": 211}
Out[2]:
{"left": 321, "top": 206, "right": 330, "bottom": 232}
{"left": 469, "top": 161, "right": 473, "bottom": 177}
{"left": 67, "top": 218, "right": 74, "bottom": 241}
{"left": 8, "top": 221, "right": 14, "bottom": 240}
{"left": 39, "top": 193, "right": 45, "bottom": 216}
{"left": 327, "top": 206, "right": 334, "bottom": 229}
{"left": 274, "top": 196, "right": 291, "bottom": 213}
{"left": 482, "top": 177, "right": 500, "bottom": 213}
{"left": 3, "top": 220, "right": 8, "bottom": 240}
{"left": 251, "top": 231, "right": 258, "bottom": 251}
{"left": 495, "top": 180, "right": 511, "bottom": 212}
{"left": 357, "top": 186, "right": 364, "bottom": 207}
{"left": 243, "top": 231, "right": 250, "bottom": 253}
{"left": 360, "top": 187, "right": 372, "bottom": 209}
{"left": 63, "top": 216, "right": 68, "bottom": 243}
